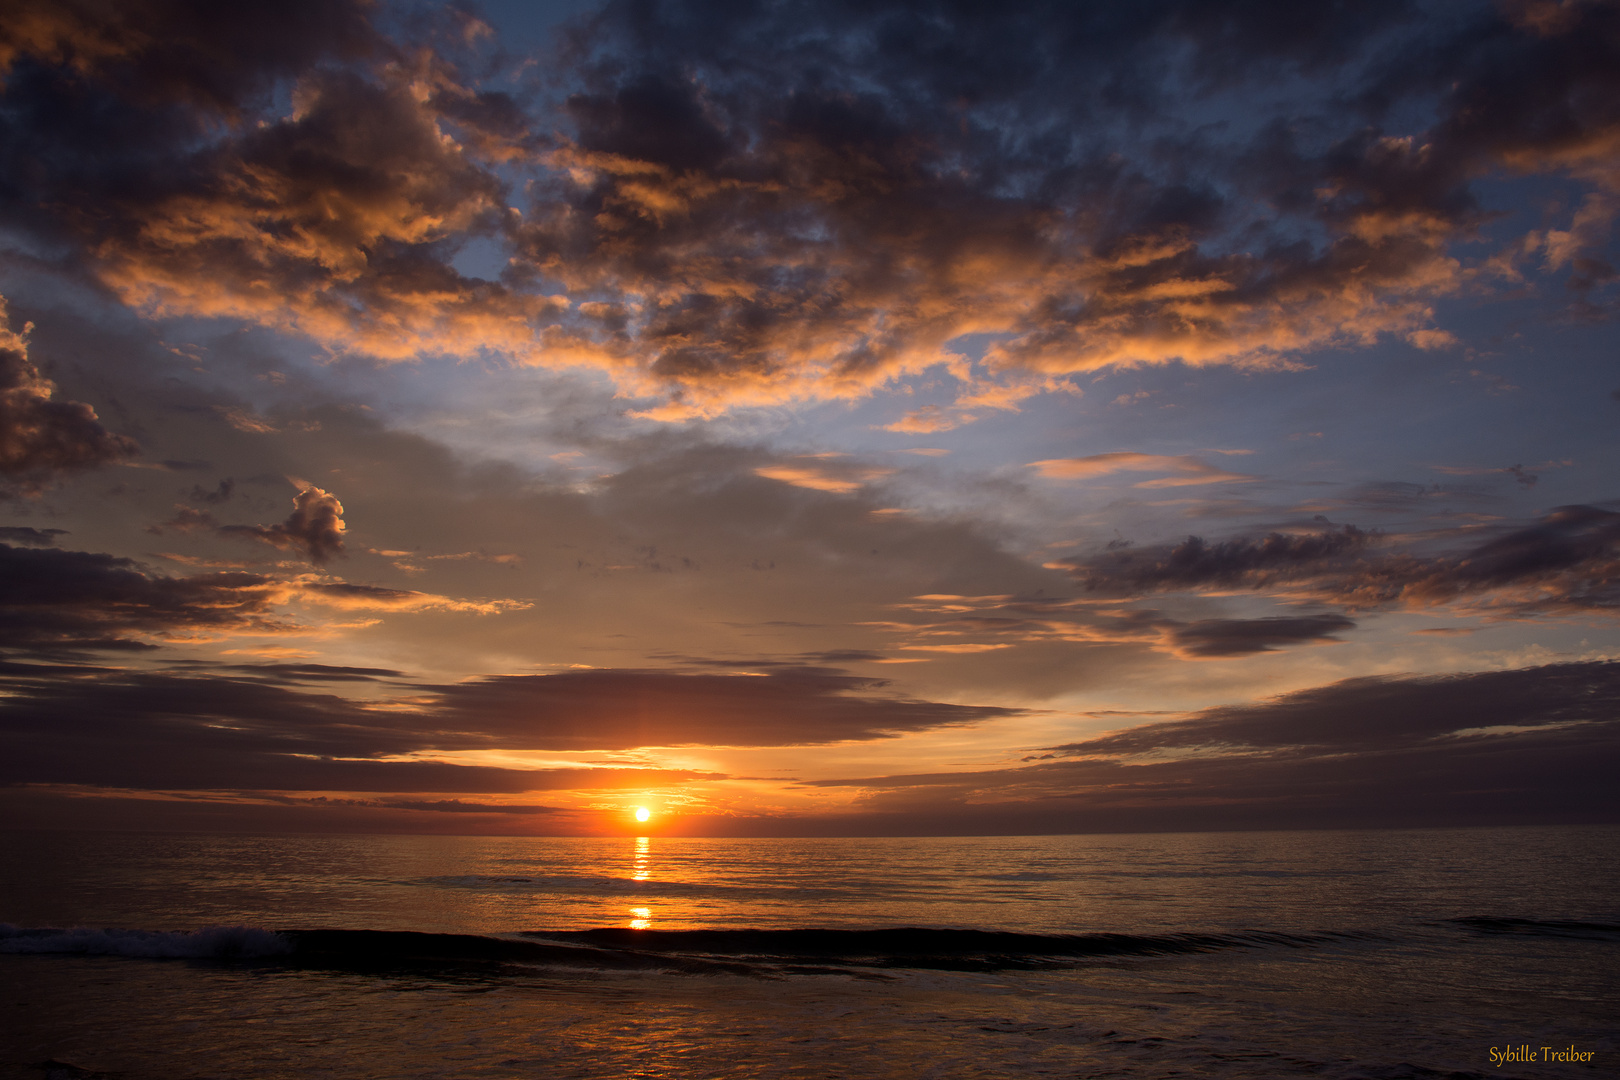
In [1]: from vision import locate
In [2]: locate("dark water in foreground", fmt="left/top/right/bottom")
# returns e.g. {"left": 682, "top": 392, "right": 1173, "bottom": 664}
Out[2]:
{"left": 0, "top": 827, "right": 1615, "bottom": 1078}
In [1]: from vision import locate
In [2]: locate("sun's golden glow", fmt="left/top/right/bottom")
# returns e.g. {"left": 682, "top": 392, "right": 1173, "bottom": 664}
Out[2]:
{"left": 634, "top": 806, "right": 651, "bottom": 822}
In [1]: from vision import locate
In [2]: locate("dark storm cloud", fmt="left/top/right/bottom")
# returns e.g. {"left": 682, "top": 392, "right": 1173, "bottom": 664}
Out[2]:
{"left": 4, "top": 0, "right": 1618, "bottom": 415}
{"left": 0, "top": 663, "right": 1014, "bottom": 794}
{"left": 797, "top": 662, "right": 1620, "bottom": 831}
{"left": 1058, "top": 505, "right": 1620, "bottom": 616}
{"left": 219, "top": 484, "right": 347, "bottom": 564}
{"left": 0, "top": 300, "right": 137, "bottom": 493}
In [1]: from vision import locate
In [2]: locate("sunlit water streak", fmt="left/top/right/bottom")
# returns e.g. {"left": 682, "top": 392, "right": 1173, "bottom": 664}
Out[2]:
{"left": 1, "top": 826, "right": 1615, "bottom": 1079}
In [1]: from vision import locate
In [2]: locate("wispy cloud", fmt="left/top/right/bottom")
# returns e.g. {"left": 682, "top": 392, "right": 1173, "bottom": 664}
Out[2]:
{"left": 755, "top": 456, "right": 896, "bottom": 494}
{"left": 1029, "top": 452, "right": 1258, "bottom": 487}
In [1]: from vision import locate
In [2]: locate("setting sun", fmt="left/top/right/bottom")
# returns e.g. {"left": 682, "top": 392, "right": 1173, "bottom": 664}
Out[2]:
{"left": 634, "top": 807, "right": 651, "bottom": 823}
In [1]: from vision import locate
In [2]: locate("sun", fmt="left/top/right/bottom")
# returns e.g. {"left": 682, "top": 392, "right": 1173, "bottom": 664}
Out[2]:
{"left": 634, "top": 806, "right": 651, "bottom": 823}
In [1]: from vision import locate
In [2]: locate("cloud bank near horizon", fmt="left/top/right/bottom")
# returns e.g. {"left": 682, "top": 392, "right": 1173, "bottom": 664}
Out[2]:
{"left": 791, "top": 661, "right": 1620, "bottom": 833}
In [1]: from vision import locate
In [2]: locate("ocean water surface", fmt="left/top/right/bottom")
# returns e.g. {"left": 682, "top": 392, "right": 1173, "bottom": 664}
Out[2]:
{"left": 1, "top": 826, "right": 1615, "bottom": 1078}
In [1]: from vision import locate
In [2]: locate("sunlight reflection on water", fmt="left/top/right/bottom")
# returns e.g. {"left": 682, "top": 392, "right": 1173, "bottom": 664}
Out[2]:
{"left": 1, "top": 826, "right": 1617, "bottom": 938}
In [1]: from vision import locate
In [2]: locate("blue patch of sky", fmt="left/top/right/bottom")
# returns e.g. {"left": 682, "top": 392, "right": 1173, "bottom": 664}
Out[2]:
{"left": 450, "top": 235, "right": 512, "bottom": 281}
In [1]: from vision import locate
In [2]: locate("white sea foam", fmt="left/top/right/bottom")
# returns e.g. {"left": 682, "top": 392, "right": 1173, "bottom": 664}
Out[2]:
{"left": 0, "top": 923, "right": 291, "bottom": 958}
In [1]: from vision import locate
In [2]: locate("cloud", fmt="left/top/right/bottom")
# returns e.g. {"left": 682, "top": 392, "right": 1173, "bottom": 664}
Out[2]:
{"left": 0, "top": 0, "right": 379, "bottom": 107}
{"left": 1, "top": 1, "right": 553, "bottom": 360}
{"left": 219, "top": 662, "right": 407, "bottom": 684}
{"left": 0, "top": 684, "right": 709, "bottom": 796}
{"left": 497, "top": 0, "right": 1620, "bottom": 414}
{"left": 0, "top": 526, "right": 66, "bottom": 546}
{"left": 4, "top": 1, "right": 1618, "bottom": 419}
{"left": 1430, "top": 462, "right": 1562, "bottom": 487}
{"left": 754, "top": 457, "right": 896, "bottom": 494}
{"left": 189, "top": 478, "right": 235, "bottom": 504}
{"left": 420, "top": 668, "right": 1019, "bottom": 751}
{"left": 1029, "top": 452, "right": 1258, "bottom": 487}
{"left": 1058, "top": 506, "right": 1620, "bottom": 617}
{"left": 876, "top": 592, "right": 1358, "bottom": 660}
{"left": 1044, "top": 661, "right": 1620, "bottom": 757}
{"left": 793, "top": 662, "right": 1620, "bottom": 831}
{"left": 0, "top": 663, "right": 1017, "bottom": 801}
{"left": 1163, "top": 614, "right": 1356, "bottom": 658}
{"left": 883, "top": 407, "right": 972, "bottom": 434}
{"left": 254, "top": 794, "right": 564, "bottom": 815}
{"left": 0, "top": 297, "right": 137, "bottom": 493}
{"left": 367, "top": 799, "right": 561, "bottom": 815}
{"left": 92, "top": 67, "right": 559, "bottom": 361}
{"left": 1057, "top": 523, "right": 1377, "bottom": 593}
{"left": 293, "top": 581, "right": 505, "bottom": 612}
{"left": 219, "top": 483, "right": 347, "bottom": 564}
{"left": 0, "top": 542, "right": 523, "bottom": 658}
{"left": 0, "top": 543, "right": 295, "bottom": 656}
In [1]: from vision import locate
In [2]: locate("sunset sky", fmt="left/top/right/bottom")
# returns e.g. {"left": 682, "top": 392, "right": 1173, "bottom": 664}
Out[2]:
{"left": 2, "top": 0, "right": 1617, "bottom": 835}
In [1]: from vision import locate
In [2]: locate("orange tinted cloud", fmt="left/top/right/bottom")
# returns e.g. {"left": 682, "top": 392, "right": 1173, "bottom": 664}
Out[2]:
{"left": 1029, "top": 452, "right": 1258, "bottom": 487}
{"left": 92, "top": 68, "right": 564, "bottom": 362}
{"left": 5, "top": 0, "right": 1619, "bottom": 420}
{"left": 754, "top": 457, "right": 895, "bottom": 494}
{"left": 0, "top": 296, "right": 137, "bottom": 493}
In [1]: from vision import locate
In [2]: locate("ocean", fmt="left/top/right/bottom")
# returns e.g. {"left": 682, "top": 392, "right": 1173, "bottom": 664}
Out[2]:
{"left": 1, "top": 826, "right": 1614, "bottom": 1079}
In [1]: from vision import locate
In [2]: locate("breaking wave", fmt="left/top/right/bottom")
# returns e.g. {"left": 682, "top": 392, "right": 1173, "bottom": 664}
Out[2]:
{"left": 0, "top": 923, "right": 292, "bottom": 958}
{"left": 1448, "top": 917, "right": 1620, "bottom": 941}
{"left": 0, "top": 923, "right": 1352, "bottom": 975}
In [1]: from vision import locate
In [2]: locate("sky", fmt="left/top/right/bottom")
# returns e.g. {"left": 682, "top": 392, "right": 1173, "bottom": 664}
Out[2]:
{"left": 1, "top": 0, "right": 1617, "bottom": 836}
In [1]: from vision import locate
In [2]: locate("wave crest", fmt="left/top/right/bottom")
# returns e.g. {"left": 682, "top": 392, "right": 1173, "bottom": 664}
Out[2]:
{"left": 0, "top": 923, "right": 293, "bottom": 958}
